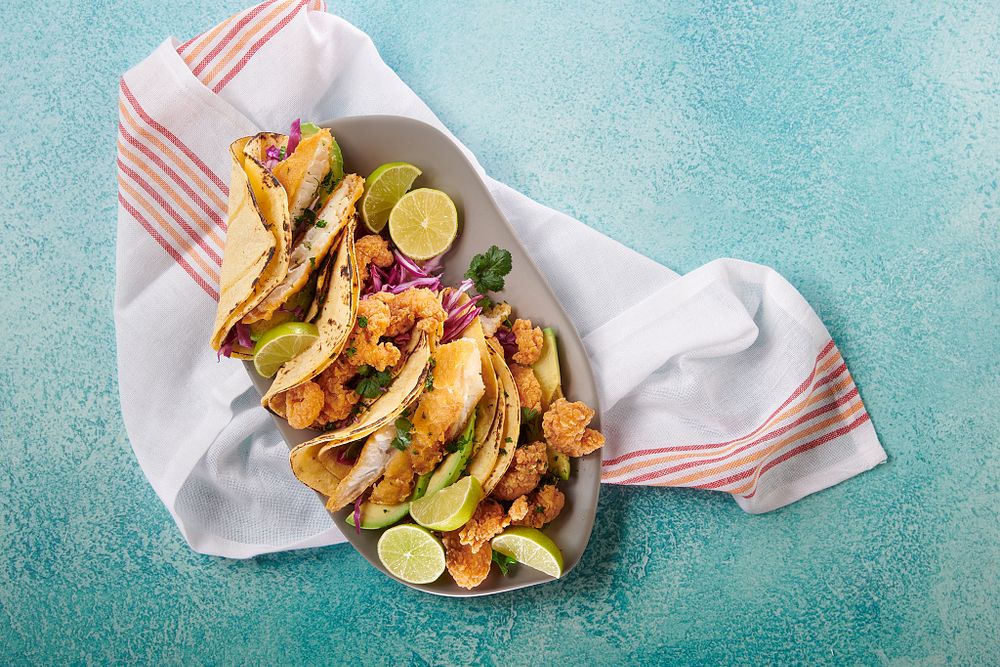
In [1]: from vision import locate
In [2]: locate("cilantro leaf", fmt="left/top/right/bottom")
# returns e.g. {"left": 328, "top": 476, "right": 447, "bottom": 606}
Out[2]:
{"left": 315, "top": 219, "right": 328, "bottom": 228}
{"left": 354, "top": 368, "right": 391, "bottom": 398}
{"left": 391, "top": 415, "right": 413, "bottom": 451}
{"left": 357, "top": 315, "right": 368, "bottom": 328}
{"left": 492, "top": 550, "right": 517, "bottom": 576}
{"left": 465, "top": 245, "right": 512, "bottom": 296}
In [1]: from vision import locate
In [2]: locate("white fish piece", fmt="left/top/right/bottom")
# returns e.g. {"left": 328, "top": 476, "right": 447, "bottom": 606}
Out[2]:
{"left": 326, "top": 423, "right": 398, "bottom": 511}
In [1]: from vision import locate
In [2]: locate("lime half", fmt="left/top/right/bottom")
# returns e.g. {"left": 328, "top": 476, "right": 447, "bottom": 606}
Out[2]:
{"left": 252, "top": 321, "right": 319, "bottom": 377}
{"left": 388, "top": 188, "right": 458, "bottom": 260}
{"left": 408, "top": 475, "right": 481, "bottom": 532}
{"left": 491, "top": 527, "right": 564, "bottom": 578}
{"left": 361, "top": 162, "right": 422, "bottom": 232}
{"left": 377, "top": 524, "right": 446, "bottom": 584}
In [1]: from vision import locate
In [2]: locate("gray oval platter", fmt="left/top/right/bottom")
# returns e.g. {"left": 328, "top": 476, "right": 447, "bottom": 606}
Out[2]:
{"left": 245, "top": 114, "right": 601, "bottom": 597}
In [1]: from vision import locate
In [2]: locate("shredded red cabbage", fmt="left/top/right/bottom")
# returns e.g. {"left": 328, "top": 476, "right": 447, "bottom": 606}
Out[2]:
{"left": 286, "top": 119, "right": 302, "bottom": 157}
{"left": 493, "top": 326, "right": 518, "bottom": 358}
{"left": 218, "top": 323, "right": 252, "bottom": 359}
{"left": 263, "top": 145, "right": 280, "bottom": 170}
{"left": 441, "top": 280, "right": 482, "bottom": 343}
{"left": 353, "top": 495, "right": 363, "bottom": 534}
{"left": 236, "top": 322, "right": 253, "bottom": 349}
{"left": 363, "top": 249, "right": 444, "bottom": 296}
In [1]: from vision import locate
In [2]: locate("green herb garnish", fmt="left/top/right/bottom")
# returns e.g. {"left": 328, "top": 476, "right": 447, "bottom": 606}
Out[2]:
{"left": 315, "top": 219, "right": 328, "bottom": 228}
{"left": 492, "top": 550, "right": 517, "bottom": 576}
{"left": 355, "top": 368, "right": 392, "bottom": 398}
{"left": 391, "top": 415, "right": 413, "bottom": 451}
{"left": 357, "top": 315, "right": 368, "bottom": 328}
{"left": 465, "top": 245, "right": 512, "bottom": 297}
{"left": 346, "top": 347, "right": 357, "bottom": 356}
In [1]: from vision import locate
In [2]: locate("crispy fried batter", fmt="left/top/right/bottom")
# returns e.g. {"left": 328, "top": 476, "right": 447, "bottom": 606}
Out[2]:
{"left": 354, "top": 234, "right": 393, "bottom": 283}
{"left": 369, "top": 449, "right": 416, "bottom": 505}
{"left": 443, "top": 530, "right": 492, "bottom": 589}
{"left": 509, "top": 484, "right": 565, "bottom": 528}
{"left": 313, "top": 358, "right": 360, "bottom": 424}
{"left": 542, "top": 398, "right": 605, "bottom": 457}
{"left": 510, "top": 364, "right": 542, "bottom": 413}
{"left": 511, "top": 318, "right": 543, "bottom": 365}
{"left": 492, "top": 442, "right": 548, "bottom": 500}
{"left": 347, "top": 298, "right": 400, "bottom": 371}
{"left": 284, "top": 381, "right": 326, "bottom": 429}
{"left": 458, "top": 500, "right": 510, "bottom": 553}
{"left": 369, "top": 288, "right": 446, "bottom": 337}
{"left": 479, "top": 302, "right": 512, "bottom": 338}
{"left": 409, "top": 341, "right": 484, "bottom": 474}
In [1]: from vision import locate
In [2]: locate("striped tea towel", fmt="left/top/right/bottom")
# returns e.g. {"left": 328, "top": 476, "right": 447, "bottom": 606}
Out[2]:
{"left": 115, "top": 0, "right": 886, "bottom": 558}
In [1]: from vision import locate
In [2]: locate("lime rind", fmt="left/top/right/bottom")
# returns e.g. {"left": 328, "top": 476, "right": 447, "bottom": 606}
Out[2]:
{"left": 361, "top": 162, "right": 422, "bottom": 233}
{"left": 408, "top": 475, "right": 482, "bottom": 532}
{"left": 377, "top": 524, "right": 446, "bottom": 584}
{"left": 252, "top": 321, "right": 319, "bottom": 377}
{"left": 491, "top": 527, "right": 564, "bottom": 578}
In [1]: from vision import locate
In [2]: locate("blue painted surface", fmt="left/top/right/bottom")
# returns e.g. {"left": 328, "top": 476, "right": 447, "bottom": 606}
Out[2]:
{"left": 1, "top": 0, "right": 998, "bottom": 664}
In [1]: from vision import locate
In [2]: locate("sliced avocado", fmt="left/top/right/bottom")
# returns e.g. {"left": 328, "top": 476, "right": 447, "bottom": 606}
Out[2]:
{"left": 547, "top": 446, "right": 571, "bottom": 480}
{"left": 532, "top": 328, "right": 561, "bottom": 411}
{"left": 347, "top": 469, "right": 435, "bottom": 530}
{"left": 299, "top": 121, "right": 321, "bottom": 137}
{"left": 425, "top": 415, "right": 476, "bottom": 497}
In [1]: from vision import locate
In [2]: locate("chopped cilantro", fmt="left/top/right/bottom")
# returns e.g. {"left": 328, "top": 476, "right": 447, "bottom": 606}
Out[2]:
{"left": 357, "top": 315, "right": 368, "bottom": 328}
{"left": 279, "top": 145, "right": 286, "bottom": 160}
{"left": 445, "top": 422, "right": 474, "bottom": 453}
{"left": 505, "top": 437, "right": 513, "bottom": 443}
{"left": 355, "top": 368, "right": 391, "bottom": 398}
{"left": 391, "top": 416, "right": 413, "bottom": 451}
{"left": 296, "top": 208, "right": 317, "bottom": 227}
{"left": 465, "top": 245, "right": 512, "bottom": 297}
{"left": 492, "top": 550, "right": 517, "bottom": 576}
{"left": 346, "top": 347, "right": 357, "bottom": 356}
{"left": 309, "top": 256, "right": 316, "bottom": 268}
{"left": 315, "top": 219, "right": 328, "bottom": 228}
{"left": 357, "top": 364, "right": 372, "bottom": 377}
{"left": 424, "top": 371, "right": 434, "bottom": 392}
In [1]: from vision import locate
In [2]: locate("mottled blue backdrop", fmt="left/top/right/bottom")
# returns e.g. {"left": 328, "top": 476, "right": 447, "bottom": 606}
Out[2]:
{"left": 1, "top": 0, "right": 997, "bottom": 664}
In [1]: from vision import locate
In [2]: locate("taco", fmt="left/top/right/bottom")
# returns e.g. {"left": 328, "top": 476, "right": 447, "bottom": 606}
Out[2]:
{"left": 210, "top": 124, "right": 361, "bottom": 357}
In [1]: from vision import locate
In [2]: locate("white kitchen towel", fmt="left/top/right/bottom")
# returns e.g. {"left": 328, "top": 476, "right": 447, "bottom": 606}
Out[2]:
{"left": 115, "top": 1, "right": 886, "bottom": 558}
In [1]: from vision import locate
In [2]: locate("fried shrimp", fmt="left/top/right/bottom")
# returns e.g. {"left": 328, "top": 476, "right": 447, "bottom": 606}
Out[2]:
{"left": 313, "top": 359, "right": 361, "bottom": 424}
{"left": 510, "top": 364, "right": 542, "bottom": 413}
{"left": 369, "top": 288, "right": 446, "bottom": 337}
{"left": 347, "top": 298, "right": 400, "bottom": 371}
{"left": 354, "top": 234, "right": 393, "bottom": 279}
{"left": 478, "top": 302, "right": 512, "bottom": 338}
{"left": 509, "top": 484, "right": 565, "bottom": 528}
{"left": 511, "top": 318, "right": 543, "bottom": 365}
{"left": 284, "top": 381, "right": 326, "bottom": 429}
{"left": 443, "top": 530, "right": 492, "bottom": 589}
{"left": 458, "top": 500, "right": 510, "bottom": 553}
{"left": 369, "top": 449, "right": 416, "bottom": 505}
{"left": 542, "top": 398, "right": 605, "bottom": 457}
{"left": 492, "top": 442, "right": 548, "bottom": 501}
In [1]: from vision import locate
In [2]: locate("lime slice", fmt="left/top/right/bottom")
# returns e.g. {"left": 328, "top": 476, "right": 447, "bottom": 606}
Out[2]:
{"left": 252, "top": 321, "right": 319, "bottom": 377}
{"left": 361, "top": 162, "right": 422, "bottom": 232}
{"left": 408, "top": 475, "right": 481, "bottom": 531}
{"left": 388, "top": 188, "right": 458, "bottom": 260}
{"left": 377, "top": 524, "right": 446, "bottom": 584}
{"left": 491, "top": 527, "right": 564, "bottom": 578}
{"left": 329, "top": 138, "right": 344, "bottom": 183}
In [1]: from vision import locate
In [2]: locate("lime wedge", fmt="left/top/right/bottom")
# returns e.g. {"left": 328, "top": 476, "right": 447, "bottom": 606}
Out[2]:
{"left": 377, "top": 524, "right": 446, "bottom": 584}
{"left": 408, "top": 475, "right": 481, "bottom": 531}
{"left": 361, "top": 162, "right": 422, "bottom": 232}
{"left": 329, "top": 138, "right": 344, "bottom": 183}
{"left": 491, "top": 527, "right": 564, "bottom": 578}
{"left": 252, "top": 321, "right": 319, "bottom": 377}
{"left": 388, "top": 188, "right": 458, "bottom": 260}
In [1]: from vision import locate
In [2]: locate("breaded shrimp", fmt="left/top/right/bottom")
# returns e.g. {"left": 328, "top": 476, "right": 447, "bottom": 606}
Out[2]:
{"left": 443, "top": 530, "right": 492, "bottom": 589}
{"left": 354, "top": 234, "right": 393, "bottom": 280}
{"left": 313, "top": 358, "right": 361, "bottom": 424}
{"left": 347, "top": 298, "right": 400, "bottom": 371}
{"left": 510, "top": 364, "right": 542, "bottom": 413}
{"left": 542, "top": 398, "right": 605, "bottom": 457}
{"left": 409, "top": 340, "right": 485, "bottom": 474}
{"left": 511, "top": 318, "right": 543, "bottom": 365}
{"left": 479, "top": 302, "right": 512, "bottom": 338}
{"left": 284, "top": 381, "right": 325, "bottom": 429}
{"left": 369, "top": 288, "right": 446, "bottom": 337}
{"left": 369, "top": 449, "right": 416, "bottom": 505}
{"left": 508, "top": 484, "right": 565, "bottom": 528}
{"left": 458, "top": 500, "right": 510, "bottom": 553}
{"left": 492, "top": 442, "right": 548, "bottom": 501}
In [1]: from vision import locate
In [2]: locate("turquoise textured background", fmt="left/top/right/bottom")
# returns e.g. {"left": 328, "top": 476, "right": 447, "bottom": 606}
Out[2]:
{"left": 2, "top": 0, "right": 998, "bottom": 664}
